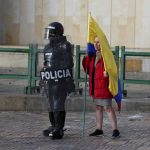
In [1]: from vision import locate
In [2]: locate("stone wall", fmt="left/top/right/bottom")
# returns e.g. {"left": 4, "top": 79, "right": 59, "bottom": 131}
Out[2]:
{"left": 0, "top": 0, "right": 150, "bottom": 49}
{"left": 0, "top": 0, "right": 149, "bottom": 79}
{"left": 0, "top": 0, "right": 2, "bottom": 43}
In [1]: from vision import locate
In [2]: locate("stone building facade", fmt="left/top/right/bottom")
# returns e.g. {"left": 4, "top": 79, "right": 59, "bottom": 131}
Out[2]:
{"left": 0, "top": 0, "right": 150, "bottom": 49}
{"left": 0, "top": 0, "right": 149, "bottom": 77}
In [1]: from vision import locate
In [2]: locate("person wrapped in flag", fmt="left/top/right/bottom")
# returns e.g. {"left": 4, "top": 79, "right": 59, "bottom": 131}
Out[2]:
{"left": 82, "top": 14, "right": 121, "bottom": 138}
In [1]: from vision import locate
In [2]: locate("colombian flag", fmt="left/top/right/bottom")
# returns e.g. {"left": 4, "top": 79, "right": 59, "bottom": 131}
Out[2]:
{"left": 87, "top": 14, "right": 122, "bottom": 111}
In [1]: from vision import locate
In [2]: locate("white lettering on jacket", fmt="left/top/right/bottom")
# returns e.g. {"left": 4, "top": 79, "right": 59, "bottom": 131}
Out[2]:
{"left": 41, "top": 69, "right": 72, "bottom": 80}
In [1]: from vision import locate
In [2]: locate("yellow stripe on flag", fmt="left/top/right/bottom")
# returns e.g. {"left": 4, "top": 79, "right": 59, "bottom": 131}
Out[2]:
{"left": 87, "top": 14, "right": 118, "bottom": 96}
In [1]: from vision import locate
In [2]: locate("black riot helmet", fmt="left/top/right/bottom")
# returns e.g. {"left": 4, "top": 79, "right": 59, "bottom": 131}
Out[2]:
{"left": 44, "top": 22, "right": 64, "bottom": 39}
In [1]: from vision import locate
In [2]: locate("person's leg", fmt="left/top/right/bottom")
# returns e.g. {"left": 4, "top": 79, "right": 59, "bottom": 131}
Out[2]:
{"left": 95, "top": 105, "right": 103, "bottom": 130}
{"left": 89, "top": 105, "right": 104, "bottom": 136}
{"left": 106, "top": 107, "right": 117, "bottom": 130}
{"left": 106, "top": 106, "right": 120, "bottom": 137}
{"left": 51, "top": 84, "right": 67, "bottom": 139}
{"left": 43, "top": 83, "right": 55, "bottom": 137}
{"left": 43, "top": 112, "right": 55, "bottom": 136}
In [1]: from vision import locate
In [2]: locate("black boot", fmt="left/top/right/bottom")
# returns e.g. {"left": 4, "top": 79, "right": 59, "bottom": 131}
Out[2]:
{"left": 51, "top": 111, "right": 66, "bottom": 139}
{"left": 43, "top": 112, "right": 55, "bottom": 136}
{"left": 60, "top": 111, "right": 66, "bottom": 129}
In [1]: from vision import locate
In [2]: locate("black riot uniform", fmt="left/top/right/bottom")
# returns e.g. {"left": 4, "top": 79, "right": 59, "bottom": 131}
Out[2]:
{"left": 41, "top": 22, "right": 74, "bottom": 139}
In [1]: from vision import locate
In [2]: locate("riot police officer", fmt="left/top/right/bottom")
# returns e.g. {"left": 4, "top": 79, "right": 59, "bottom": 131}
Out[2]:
{"left": 41, "top": 22, "right": 74, "bottom": 139}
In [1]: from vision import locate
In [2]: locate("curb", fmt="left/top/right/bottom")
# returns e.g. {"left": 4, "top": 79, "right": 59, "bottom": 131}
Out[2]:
{"left": 0, "top": 93, "right": 150, "bottom": 112}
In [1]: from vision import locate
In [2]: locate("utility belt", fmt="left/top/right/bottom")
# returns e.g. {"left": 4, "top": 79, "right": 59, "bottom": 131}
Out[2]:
{"left": 40, "top": 67, "right": 72, "bottom": 82}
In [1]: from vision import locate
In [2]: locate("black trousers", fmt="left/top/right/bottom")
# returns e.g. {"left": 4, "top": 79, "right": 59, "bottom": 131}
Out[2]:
{"left": 45, "top": 81, "right": 70, "bottom": 138}
{"left": 47, "top": 82, "right": 67, "bottom": 112}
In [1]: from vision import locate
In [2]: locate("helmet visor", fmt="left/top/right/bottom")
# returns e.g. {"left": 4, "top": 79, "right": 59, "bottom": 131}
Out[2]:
{"left": 44, "top": 28, "right": 50, "bottom": 39}
{"left": 44, "top": 26, "right": 56, "bottom": 39}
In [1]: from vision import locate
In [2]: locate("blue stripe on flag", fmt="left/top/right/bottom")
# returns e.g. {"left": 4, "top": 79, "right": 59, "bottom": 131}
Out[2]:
{"left": 87, "top": 43, "right": 96, "bottom": 56}
{"left": 114, "top": 79, "right": 122, "bottom": 111}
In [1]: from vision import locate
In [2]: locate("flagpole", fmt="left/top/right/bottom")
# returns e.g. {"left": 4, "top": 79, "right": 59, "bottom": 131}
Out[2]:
{"left": 82, "top": 12, "right": 91, "bottom": 137}
{"left": 81, "top": 12, "right": 91, "bottom": 137}
{"left": 82, "top": 67, "right": 87, "bottom": 137}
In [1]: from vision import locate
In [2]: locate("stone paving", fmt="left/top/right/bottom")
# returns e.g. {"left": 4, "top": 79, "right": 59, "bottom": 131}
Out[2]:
{"left": 0, "top": 111, "right": 150, "bottom": 150}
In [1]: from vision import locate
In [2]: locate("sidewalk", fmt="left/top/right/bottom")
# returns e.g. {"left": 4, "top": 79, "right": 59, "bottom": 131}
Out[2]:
{"left": 0, "top": 84, "right": 149, "bottom": 149}
{"left": 0, "top": 111, "right": 150, "bottom": 150}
